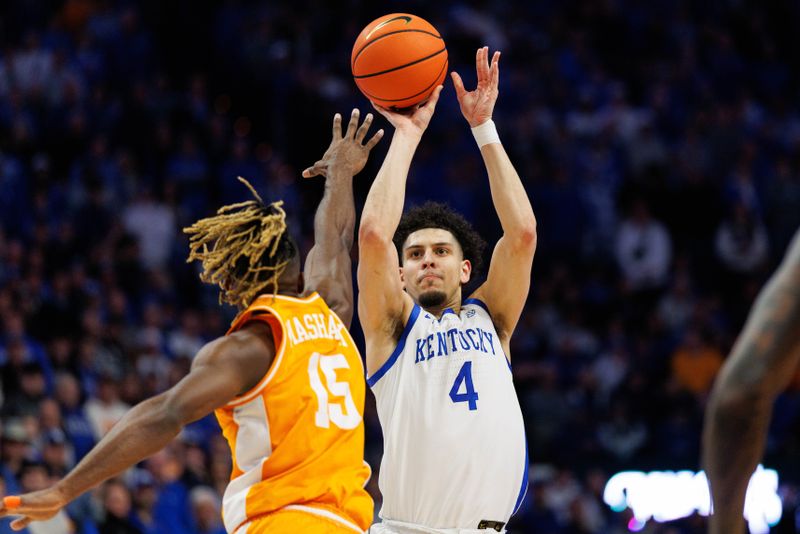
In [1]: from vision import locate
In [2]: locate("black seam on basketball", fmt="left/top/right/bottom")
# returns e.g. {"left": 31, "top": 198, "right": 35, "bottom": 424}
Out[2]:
{"left": 354, "top": 48, "right": 447, "bottom": 79}
{"left": 360, "top": 58, "right": 448, "bottom": 103}
{"left": 352, "top": 29, "right": 443, "bottom": 69}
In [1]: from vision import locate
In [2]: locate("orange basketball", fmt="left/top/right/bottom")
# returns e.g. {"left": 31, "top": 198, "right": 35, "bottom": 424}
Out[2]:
{"left": 351, "top": 13, "right": 448, "bottom": 109}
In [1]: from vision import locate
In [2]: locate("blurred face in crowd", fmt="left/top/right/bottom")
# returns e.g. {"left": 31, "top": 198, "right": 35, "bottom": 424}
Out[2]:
{"left": 39, "top": 398, "right": 62, "bottom": 428}
{"left": 20, "top": 464, "right": 49, "bottom": 492}
{"left": 43, "top": 441, "right": 68, "bottom": 470}
{"left": 104, "top": 481, "right": 132, "bottom": 519}
{"left": 20, "top": 368, "right": 46, "bottom": 398}
{"left": 55, "top": 374, "right": 81, "bottom": 409}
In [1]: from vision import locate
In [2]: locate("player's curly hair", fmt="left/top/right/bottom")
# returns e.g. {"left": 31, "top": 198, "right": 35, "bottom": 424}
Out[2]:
{"left": 393, "top": 201, "right": 487, "bottom": 276}
{"left": 184, "top": 177, "right": 297, "bottom": 308}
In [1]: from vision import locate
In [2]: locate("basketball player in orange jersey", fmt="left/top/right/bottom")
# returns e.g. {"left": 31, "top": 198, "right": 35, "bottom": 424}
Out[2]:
{"left": 703, "top": 228, "right": 800, "bottom": 534}
{"left": 0, "top": 109, "right": 384, "bottom": 534}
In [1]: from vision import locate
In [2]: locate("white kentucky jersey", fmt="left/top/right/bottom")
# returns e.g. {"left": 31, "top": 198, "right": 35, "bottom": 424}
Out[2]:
{"left": 367, "top": 298, "right": 528, "bottom": 530}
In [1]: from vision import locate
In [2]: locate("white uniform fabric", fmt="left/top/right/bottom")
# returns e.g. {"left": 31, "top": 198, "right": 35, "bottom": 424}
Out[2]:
{"left": 368, "top": 298, "right": 528, "bottom": 530}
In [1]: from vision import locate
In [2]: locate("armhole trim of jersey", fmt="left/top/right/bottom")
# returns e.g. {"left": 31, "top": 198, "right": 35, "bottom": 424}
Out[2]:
{"left": 366, "top": 304, "right": 421, "bottom": 387}
{"left": 225, "top": 305, "right": 286, "bottom": 407}
{"left": 463, "top": 297, "right": 491, "bottom": 318}
{"left": 327, "top": 306, "right": 366, "bottom": 376}
{"left": 465, "top": 297, "right": 512, "bottom": 369}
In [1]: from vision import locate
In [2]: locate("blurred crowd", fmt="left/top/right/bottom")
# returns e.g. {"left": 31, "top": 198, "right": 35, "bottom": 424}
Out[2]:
{"left": 2, "top": 1, "right": 800, "bottom": 533}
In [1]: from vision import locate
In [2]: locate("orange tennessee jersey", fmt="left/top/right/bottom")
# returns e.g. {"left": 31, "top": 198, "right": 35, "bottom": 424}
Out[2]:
{"left": 215, "top": 293, "right": 373, "bottom": 533}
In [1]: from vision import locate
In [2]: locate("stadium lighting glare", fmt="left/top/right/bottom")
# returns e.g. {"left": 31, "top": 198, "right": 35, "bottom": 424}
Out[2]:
{"left": 603, "top": 465, "right": 782, "bottom": 533}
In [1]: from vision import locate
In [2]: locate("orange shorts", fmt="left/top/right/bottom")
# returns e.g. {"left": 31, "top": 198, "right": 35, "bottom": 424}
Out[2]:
{"left": 243, "top": 506, "right": 366, "bottom": 534}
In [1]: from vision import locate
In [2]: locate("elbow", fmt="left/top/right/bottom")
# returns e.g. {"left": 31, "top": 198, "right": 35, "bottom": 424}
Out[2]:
{"left": 511, "top": 219, "right": 537, "bottom": 251}
{"left": 521, "top": 219, "right": 537, "bottom": 245}
{"left": 359, "top": 220, "right": 391, "bottom": 248}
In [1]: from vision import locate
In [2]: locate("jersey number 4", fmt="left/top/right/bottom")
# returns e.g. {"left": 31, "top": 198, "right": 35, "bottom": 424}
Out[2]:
{"left": 449, "top": 361, "right": 479, "bottom": 411}
{"left": 308, "top": 353, "right": 361, "bottom": 429}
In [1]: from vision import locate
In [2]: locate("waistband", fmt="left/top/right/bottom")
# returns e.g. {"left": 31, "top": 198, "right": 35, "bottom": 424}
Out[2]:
{"left": 371, "top": 518, "right": 506, "bottom": 534}
{"left": 234, "top": 504, "right": 365, "bottom": 534}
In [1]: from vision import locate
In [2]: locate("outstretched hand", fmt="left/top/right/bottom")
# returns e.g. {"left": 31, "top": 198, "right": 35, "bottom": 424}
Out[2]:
{"left": 371, "top": 85, "right": 444, "bottom": 140}
{"left": 1, "top": 490, "right": 68, "bottom": 531}
{"left": 451, "top": 46, "right": 500, "bottom": 127}
{"left": 302, "top": 108, "right": 384, "bottom": 179}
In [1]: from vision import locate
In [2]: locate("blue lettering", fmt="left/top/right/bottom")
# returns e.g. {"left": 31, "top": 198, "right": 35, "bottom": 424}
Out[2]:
{"left": 458, "top": 332, "right": 471, "bottom": 350}
{"left": 483, "top": 331, "right": 496, "bottom": 355}
{"left": 436, "top": 332, "right": 448, "bottom": 356}
{"left": 465, "top": 329, "right": 480, "bottom": 350}
{"left": 476, "top": 328, "right": 487, "bottom": 352}
{"left": 446, "top": 329, "right": 459, "bottom": 352}
{"left": 426, "top": 334, "right": 435, "bottom": 360}
{"left": 415, "top": 338, "right": 427, "bottom": 363}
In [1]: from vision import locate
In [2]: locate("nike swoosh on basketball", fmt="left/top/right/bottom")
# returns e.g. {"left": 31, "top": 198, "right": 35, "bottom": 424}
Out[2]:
{"left": 365, "top": 15, "right": 412, "bottom": 40}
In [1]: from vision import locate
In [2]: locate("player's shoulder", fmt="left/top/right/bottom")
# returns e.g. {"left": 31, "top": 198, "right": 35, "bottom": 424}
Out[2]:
{"left": 462, "top": 296, "right": 492, "bottom": 319}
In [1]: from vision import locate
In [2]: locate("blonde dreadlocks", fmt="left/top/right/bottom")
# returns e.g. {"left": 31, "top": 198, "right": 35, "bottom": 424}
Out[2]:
{"left": 184, "top": 177, "right": 295, "bottom": 308}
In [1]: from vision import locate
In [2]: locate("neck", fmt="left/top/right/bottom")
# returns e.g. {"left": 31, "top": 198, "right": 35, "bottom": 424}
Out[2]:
{"left": 421, "top": 292, "right": 462, "bottom": 319}
{"left": 238, "top": 283, "right": 300, "bottom": 310}
{"left": 277, "top": 283, "right": 300, "bottom": 297}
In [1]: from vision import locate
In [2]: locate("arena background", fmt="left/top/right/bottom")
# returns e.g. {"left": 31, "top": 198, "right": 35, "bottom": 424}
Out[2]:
{"left": 2, "top": 1, "right": 800, "bottom": 532}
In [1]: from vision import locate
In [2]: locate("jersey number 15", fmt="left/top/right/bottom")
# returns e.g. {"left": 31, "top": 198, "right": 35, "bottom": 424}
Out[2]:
{"left": 308, "top": 353, "right": 361, "bottom": 429}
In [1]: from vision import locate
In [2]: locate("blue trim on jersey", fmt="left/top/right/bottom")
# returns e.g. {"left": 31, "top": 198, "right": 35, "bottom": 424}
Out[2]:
{"left": 464, "top": 298, "right": 513, "bottom": 371}
{"left": 366, "top": 304, "right": 421, "bottom": 387}
{"left": 512, "top": 438, "right": 529, "bottom": 516}
{"left": 441, "top": 307, "right": 456, "bottom": 319}
{"left": 463, "top": 298, "right": 490, "bottom": 317}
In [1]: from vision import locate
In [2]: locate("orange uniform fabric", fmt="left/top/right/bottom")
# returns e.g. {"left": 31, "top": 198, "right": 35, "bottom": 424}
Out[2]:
{"left": 215, "top": 293, "right": 372, "bottom": 534}
{"left": 243, "top": 507, "right": 366, "bottom": 533}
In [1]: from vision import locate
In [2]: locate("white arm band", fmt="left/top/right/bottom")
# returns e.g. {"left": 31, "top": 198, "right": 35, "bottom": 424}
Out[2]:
{"left": 471, "top": 119, "right": 501, "bottom": 148}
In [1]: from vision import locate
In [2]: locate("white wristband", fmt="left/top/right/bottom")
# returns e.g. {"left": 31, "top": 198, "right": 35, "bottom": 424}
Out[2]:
{"left": 471, "top": 119, "right": 501, "bottom": 148}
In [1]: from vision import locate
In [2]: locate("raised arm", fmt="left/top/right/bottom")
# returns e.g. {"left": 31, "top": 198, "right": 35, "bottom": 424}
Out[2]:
{"left": 357, "top": 87, "right": 442, "bottom": 370}
{"left": 703, "top": 229, "right": 800, "bottom": 534}
{"left": 454, "top": 48, "right": 537, "bottom": 346}
{"left": 302, "top": 109, "right": 384, "bottom": 327}
{"left": 0, "top": 324, "right": 273, "bottom": 531}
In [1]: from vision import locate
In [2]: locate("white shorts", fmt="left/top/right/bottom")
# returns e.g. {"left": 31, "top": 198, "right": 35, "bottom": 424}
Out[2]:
{"left": 370, "top": 519, "right": 505, "bottom": 534}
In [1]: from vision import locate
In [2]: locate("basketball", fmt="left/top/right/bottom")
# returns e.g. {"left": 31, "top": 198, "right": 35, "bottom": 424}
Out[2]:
{"left": 351, "top": 13, "right": 448, "bottom": 109}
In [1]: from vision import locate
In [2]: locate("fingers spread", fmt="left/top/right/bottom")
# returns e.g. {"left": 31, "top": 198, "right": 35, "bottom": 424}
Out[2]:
{"left": 451, "top": 71, "right": 467, "bottom": 98}
{"left": 365, "top": 129, "right": 385, "bottom": 150}
{"left": 345, "top": 108, "right": 360, "bottom": 139}
{"left": 355, "top": 113, "right": 373, "bottom": 143}
{"left": 491, "top": 51, "right": 501, "bottom": 87}
{"left": 332, "top": 113, "right": 342, "bottom": 139}
{"left": 476, "top": 46, "right": 490, "bottom": 84}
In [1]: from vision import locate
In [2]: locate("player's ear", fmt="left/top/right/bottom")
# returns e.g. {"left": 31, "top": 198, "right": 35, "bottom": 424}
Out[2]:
{"left": 399, "top": 267, "right": 406, "bottom": 289}
{"left": 460, "top": 260, "right": 471, "bottom": 285}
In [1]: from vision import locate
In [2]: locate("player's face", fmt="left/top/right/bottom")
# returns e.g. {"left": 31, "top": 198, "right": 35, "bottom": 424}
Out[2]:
{"left": 400, "top": 228, "right": 471, "bottom": 308}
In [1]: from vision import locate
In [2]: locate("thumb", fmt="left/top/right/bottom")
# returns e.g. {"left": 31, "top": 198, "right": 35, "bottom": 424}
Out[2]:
{"left": 423, "top": 85, "right": 444, "bottom": 110}
{"left": 11, "top": 517, "right": 31, "bottom": 531}
{"left": 451, "top": 72, "right": 467, "bottom": 99}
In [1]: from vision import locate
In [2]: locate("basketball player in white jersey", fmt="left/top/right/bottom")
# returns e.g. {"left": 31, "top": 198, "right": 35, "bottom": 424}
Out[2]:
{"left": 359, "top": 47, "right": 536, "bottom": 533}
